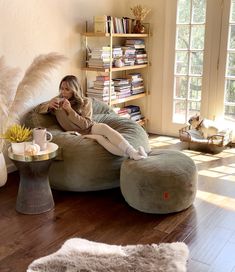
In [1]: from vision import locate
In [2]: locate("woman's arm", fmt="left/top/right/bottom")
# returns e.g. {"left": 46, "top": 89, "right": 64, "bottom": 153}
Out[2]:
{"left": 66, "top": 98, "right": 94, "bottom": 130}
{"left": 34, "top": 97, "right": 60, "bottom": 114}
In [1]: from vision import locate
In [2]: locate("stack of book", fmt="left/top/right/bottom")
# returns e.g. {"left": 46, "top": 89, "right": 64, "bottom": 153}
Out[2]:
{"left": 86, "top": 75, "right": 116, "bottom": 102}
{"left": 123, "top": 105, "right": 143, "bottom": 122}
{"left": 113, "top": 78, "right": 131, "bottom": 99}
{"left": 127, "top": 73, "right": 145, "bottom": 95}
{"left": 121, "top": 46, "right": 136, "bottom": 66}
{"left": 125, "top": 39, "right": 148, "bottom": 65}
{"left": 88, "top": 46, "right": 111, "bottom": 68}
{"left": 113, "top": 107, "right": 131, "bottom": 119}
{"left": 112, "top": 47, "right": 123, "bottom": 65}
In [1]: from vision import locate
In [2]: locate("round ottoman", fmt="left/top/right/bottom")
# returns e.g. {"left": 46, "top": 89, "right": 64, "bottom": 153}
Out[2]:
{"left": 120, "top": 149, "right": 198, "bottom": 214}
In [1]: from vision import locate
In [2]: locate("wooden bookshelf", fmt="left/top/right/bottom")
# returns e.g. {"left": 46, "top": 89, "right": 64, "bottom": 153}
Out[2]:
{"left": 82, "top": 24, "right": 151, "bottom": 127}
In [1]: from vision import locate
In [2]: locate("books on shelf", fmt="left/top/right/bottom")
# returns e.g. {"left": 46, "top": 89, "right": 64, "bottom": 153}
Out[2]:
{"left": 93, "top": 15, "right": 136, "bottom": 34}
{"left": 114, "top": 105, "right": 144, "bottom": 122}
{"left": 87, "top": 75, "right": 116, "bottom": 102}
{"left": 127, "top": 73, "right": 145, "bottom": 95}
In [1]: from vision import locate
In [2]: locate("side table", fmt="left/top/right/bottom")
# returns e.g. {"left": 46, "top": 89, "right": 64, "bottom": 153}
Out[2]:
{"left": 8, "top": 142, "right": 58, "bottom": 214}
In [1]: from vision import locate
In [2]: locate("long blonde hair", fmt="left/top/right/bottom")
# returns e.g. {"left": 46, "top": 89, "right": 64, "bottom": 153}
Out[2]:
{"left": 59, "top": 75, "right": 84, "bottom": 107}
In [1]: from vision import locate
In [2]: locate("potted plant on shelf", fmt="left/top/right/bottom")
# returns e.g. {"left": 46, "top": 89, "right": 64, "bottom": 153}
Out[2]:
{"left": 130, "top": 4, "right": 151, "bottom": 34}
{"left": 1, "top": 124, "right": 32, "bottom": 154}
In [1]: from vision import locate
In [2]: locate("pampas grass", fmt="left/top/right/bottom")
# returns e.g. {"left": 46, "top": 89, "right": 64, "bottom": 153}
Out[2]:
{"left": 0, "top": 57, "right": 21, "bottom": 151}
{"left": 0, "top": 52, "right": 67, "bottom": 152}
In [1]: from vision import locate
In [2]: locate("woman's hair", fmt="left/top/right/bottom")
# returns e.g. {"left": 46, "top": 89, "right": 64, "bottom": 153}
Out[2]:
{"left": 59, "top": 75, "right": 84, "bottom": 106}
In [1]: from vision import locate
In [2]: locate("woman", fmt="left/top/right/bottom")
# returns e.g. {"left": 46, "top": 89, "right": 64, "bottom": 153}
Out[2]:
{"left": 36, "top": 75, "right": 148, "bottom": 160}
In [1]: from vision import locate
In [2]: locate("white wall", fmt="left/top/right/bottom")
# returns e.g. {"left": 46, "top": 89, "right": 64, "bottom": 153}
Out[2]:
{"left": 0, "top": 0, "right": 166, "bottom": 169}
{"left": 0, "top": 0, "right": 118, "bottom": 98}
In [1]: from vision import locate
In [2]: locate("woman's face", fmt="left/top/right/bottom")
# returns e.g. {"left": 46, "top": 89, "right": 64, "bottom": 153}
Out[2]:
{"left": 60, "top": 81, "right": 74, "bottom": 99}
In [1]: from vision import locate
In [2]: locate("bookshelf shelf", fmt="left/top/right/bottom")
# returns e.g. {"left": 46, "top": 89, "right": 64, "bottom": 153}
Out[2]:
{"left": 110, "top": 92, "right": 147, "bottom": 105}
{"left": 82, "top": 64, "right": 148, "bottom": 72}
{"left": 82, "top": 32, "right": 148, "bottom": 38}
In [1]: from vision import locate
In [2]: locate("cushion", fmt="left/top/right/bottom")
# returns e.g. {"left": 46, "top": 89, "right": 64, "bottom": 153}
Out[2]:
{"left": 120, "top": 149, "right": 198, "bottom": 214}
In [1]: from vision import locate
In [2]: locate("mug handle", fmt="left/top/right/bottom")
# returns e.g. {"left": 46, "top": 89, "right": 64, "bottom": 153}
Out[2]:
{"left": 46, "top": 131, "right": 53, "bottom": 142}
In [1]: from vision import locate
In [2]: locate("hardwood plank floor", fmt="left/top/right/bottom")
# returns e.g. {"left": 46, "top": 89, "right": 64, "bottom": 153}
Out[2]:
{"left": 0, "top": 134, "right": 235, "bottom": 271}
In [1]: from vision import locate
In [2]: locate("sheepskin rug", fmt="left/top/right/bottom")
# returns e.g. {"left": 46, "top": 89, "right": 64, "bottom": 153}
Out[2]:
{"left": 27, "top": 238, "right": 189, "bottom": 272}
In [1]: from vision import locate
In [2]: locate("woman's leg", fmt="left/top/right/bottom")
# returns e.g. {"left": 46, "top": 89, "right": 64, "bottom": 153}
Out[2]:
{"left": 83, "top": 134, "right": 124, "bottom": 156}
{"left": 91, "top": 123, "right": 147, "bottom": 160}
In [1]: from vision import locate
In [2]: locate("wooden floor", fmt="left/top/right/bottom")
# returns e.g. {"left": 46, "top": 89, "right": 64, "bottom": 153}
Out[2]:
{"left": 1, "top": 135, "right": 235, "bottom": 271}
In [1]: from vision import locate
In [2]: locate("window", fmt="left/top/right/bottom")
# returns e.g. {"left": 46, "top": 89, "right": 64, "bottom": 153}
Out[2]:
{"left": 173, "top": 0, "right": 207, "bottom": 124}
{"left": 224, "top": 0, "right": 235, "bottom": 121}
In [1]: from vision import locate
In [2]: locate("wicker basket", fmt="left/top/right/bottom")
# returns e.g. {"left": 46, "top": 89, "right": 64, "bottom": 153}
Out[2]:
{"left": 179, "top": 125, "right": 232, "bottom": 154}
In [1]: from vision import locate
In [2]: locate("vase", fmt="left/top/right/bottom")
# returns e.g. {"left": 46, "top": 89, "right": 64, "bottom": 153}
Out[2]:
{"left": 11, "top": 142, "right": 26, "bottom": 154}
{"left": 133, "top": 20, "right": 145, "bottom": 34}
{"left": 0, "top": 152, "right": 7, "bottom": 187}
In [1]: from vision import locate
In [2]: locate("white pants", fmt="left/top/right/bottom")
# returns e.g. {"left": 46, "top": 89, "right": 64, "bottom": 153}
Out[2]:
{"left": 91, "top": 123, "right": 126, "bottom": 156}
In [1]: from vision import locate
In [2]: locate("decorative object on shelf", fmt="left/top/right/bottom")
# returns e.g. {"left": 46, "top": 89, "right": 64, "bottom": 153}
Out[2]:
{"left": 114, "top": 58, "right": 124, "bottom": 68}
{"left": 0, "top": 152, "right": 7, "bottom": 187}
{"left": 133, "top": 20, "right": 145, "bottom": 34}
{"left": 130, "top": 4, "right": 151, "bottom": 33}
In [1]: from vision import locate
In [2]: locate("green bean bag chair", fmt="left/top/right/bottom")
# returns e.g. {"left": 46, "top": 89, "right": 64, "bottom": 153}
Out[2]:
{"left": 25, "top": 98, "right": 150, "bottom": 191}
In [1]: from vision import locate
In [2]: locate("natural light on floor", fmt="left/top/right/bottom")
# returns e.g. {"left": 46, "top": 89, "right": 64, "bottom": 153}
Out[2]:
{"left": 197, "top": 190, "right": 235, "bottom": 211}
{"left": 149, "top": 136, "right": 181, "bottom": 147}
{"left": 150, "top": 135, "right": 235, "bottom": 183}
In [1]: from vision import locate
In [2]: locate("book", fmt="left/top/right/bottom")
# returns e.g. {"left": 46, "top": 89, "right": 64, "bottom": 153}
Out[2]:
{"left": 94, "top": 15, "right": 107, "bottom": 33}
{"left": 124, "top": 105, "right": 140, "bottom": 113}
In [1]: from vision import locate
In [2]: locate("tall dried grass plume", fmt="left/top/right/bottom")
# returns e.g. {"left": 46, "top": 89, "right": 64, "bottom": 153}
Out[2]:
{"left": 0, "top": 52, "right": 67, "bottom": 152}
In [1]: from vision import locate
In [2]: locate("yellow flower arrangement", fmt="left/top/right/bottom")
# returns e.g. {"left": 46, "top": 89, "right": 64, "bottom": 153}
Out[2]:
{"left": 2, "top": 124, "right": 32, "bottom": 143}
{"left": 130, "top": 4, "right": 151, "bottom": 21}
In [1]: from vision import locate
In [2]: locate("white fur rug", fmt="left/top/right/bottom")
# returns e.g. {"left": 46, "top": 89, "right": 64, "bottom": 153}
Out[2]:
{"left": 27, "top": 238, "right": 189, "bottom": 272}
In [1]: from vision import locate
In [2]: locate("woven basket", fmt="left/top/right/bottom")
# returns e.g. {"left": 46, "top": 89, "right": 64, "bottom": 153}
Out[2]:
{"left": 179, "top": 125, "right": 232, "bottom": 154}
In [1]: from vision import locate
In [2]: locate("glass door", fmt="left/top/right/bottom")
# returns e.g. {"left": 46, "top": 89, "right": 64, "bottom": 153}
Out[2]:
{"left": 162, "top": 0, "right": 235, "bottom": 140}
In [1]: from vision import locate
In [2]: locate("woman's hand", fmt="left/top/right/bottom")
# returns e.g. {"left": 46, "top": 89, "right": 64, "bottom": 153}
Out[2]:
{"left": 61, "top": 98, "right": 72, "bottom": 114}
{"left": 48, "top": 98, "right": 60, "bottom": 110}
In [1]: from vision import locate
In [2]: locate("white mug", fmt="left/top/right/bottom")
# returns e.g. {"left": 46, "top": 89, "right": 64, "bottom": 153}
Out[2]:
{"left": 33, "top": 127, "right": 53, "bottom": 151}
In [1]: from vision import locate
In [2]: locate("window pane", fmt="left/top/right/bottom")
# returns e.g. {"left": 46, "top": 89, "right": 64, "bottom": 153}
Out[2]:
{"left": 225, "top": 79, "right": 235, "bottom": 103}
{"left": 191, "top": 25, "right": 205, "bottom": 49}
{"left": 176, "top": 25, "right": 190, "bottom": 49}
{"left": 188, "top": 101, "right": 201, "bottom": 117}
{"left": 173, "top": 0, "right": 206, "bottom": 124}
{"left": 175, "top": 51, "right": 189, "bottom": 74}
{"left": 228, "top": 25, "right": 235, "bottom": 49}
{"left": 225, "top": 105, "right": 235, "bottom": 121}
{"left": 190, "top": 51, "right": 203, "bottom": 75}
{"left": 177, "top": 0, "right": 190, "bottom": 24}
{"left": 225, "top": 2, "right": 235, "bottom": 122}
{"left": 174, "top": 76, "right": 188, "bottom": 98}
{"left": 230, "top": 0, "right": 235, "bottom": 22}
{"left": 227, "top": 53, "right": 235, "bottom": 76}
{"left": 192, "top": 0, "right": 206, "bottom": 23}
{"left": 189, "top": 77, "right": 202, "bottom": 100}
{"left": 173, "top": 100, "right": 187, "bottom": 123}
